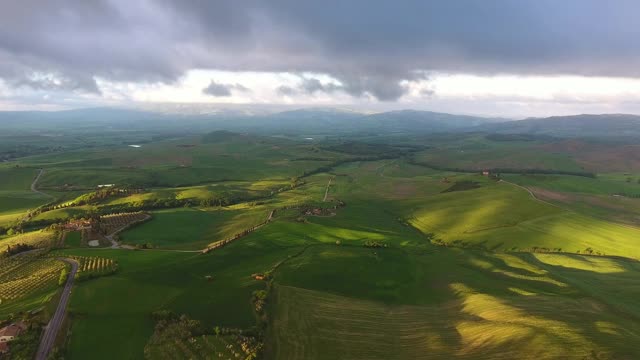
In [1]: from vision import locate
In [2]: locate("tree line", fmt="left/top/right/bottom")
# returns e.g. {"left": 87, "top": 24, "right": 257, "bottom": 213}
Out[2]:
{"left": 407, "top": 158, "right": 596, "bottom": 178}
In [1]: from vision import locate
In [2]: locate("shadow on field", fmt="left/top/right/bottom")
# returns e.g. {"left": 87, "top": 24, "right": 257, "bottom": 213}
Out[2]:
{"left": 269, "top": 245, "right": 640, "bottom": 359}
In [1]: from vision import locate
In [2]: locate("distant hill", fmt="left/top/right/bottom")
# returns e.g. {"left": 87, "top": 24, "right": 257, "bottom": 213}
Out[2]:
{"left": 476, "top": 114, "right": 640, "bottom": 138}
{"left": 363, "top": 110, "right": 503, "bottom": 132}
{"left": 0, "top": 107, "right": 501, "bottom": 135}
{"left": 210, "top": 108, "right": 503, "bottom": 134}
{"left": 4, "top": 107, "right": 640, "bottom": 138}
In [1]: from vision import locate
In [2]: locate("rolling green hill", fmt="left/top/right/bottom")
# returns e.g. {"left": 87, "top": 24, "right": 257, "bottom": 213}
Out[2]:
{"left": 2, "top": 123, "right": 640, "bottom": 359}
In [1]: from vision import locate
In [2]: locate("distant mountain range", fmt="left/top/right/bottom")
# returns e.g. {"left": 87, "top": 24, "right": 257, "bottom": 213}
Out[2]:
{"left": 2, "top": 107, "right": 640, "bottom": 138}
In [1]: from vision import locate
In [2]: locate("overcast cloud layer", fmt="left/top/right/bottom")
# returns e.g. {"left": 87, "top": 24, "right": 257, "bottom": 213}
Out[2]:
{"left": 1, "top": 0, "right": 640, "bottom": 112}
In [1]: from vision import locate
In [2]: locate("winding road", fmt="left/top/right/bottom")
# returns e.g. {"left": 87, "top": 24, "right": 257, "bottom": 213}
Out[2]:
{"left": 31, "top": 168, "right": 54, "bottom": 198}
{"left": 35, "top": 258, "right": 78, "bottom": 360}
{"left": 500, "top": 179, "right": 561, "bottom": 209}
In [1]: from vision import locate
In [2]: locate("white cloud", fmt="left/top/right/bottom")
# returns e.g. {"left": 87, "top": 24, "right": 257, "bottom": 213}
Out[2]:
{"left": 6, "top": 69, "right": 640, "bottom": 117}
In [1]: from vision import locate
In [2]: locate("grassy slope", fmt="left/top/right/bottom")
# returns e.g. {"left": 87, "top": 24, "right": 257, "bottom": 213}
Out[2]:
{"left": 405, "top": 180, "right": 640, "bottom": 257}
{"left": 0, "top": 166, "right": 51, "bottom": 226}
{"left": 504, "top": 173, "right": 640, "bottom": 195}
{"left": 0, "top": 230, "right": 56, "bottom": 250}
{"left": 329, "top": 160, "right": 640, "bottom": 258}
{"left": 267, "top": 232, "right": 640, "bottom": 359}
{"left": 263, "top": 160, "right": 640, "bottom": 358}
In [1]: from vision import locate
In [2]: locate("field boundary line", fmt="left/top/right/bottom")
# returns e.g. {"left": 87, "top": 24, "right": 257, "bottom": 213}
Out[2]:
{"left": 202, "top": 209, "right": 274, "bottom": 253}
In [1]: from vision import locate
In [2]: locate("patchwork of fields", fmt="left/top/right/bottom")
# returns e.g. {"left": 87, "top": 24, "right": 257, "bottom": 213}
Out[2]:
{"left": 2, "top": 132, "right": 640, "bottom": 359}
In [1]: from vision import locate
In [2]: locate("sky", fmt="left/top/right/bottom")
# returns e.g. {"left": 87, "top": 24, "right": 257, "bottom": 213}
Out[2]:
{"left": 2, "top": 0, "right": 640, "bottom": 117}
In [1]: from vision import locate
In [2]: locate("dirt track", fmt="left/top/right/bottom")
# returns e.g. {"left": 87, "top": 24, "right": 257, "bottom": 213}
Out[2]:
{"left": 31, "top": 169, "right": 53, "bottom": 198}
{"left": 323, "top": 177, "right": 333, "bottom": 202}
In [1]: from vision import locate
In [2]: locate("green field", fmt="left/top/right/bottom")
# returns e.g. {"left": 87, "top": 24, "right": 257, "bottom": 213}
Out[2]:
{"left": 0, "top": 167, "right": 51, "bottom": 226}
{"left": 58, "top": 238, "right": 302, "bottom": 360}
{"left": 412, "top": 134, "right": 584, "bottom": 172}
{"left": 15, "top": 135, "right": 346, "bottom": 190}
{"left": 65, "top": 231, "right": 82, "bottom": 248}
{"left": 268, "top": 247, "right": 640, "bottom": 359}
{"left": 3, "top": 130, "right": 640, "bottom": 359}
{"left": 504, "top": 173, "right": 640, "bottom": 195}
{"left": 404, "top": 181, "right": 640, "bottom": 257}
{"left": 120, "top": 207, "right": 267, "bottom": 250}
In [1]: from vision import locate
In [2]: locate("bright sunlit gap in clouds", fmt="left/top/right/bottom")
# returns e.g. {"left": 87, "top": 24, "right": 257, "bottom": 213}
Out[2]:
{"left": 4, "top": 69, "right": 640, "bottom": 117}
{"left": 92, "top": 71, "right": 640, "bottom": 118}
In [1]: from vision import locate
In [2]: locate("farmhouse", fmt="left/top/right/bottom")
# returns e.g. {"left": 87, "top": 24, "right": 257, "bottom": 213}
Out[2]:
{"left": 63, "top": 219, "right": 93, "bottom": 231}
{"left": 482, "top": 170, "right": 491, "bottom": 176}
{"left": 0, "top": 322, "right": 27, "bottom": 342}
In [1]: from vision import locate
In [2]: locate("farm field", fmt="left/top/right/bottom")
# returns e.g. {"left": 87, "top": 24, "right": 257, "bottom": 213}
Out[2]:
{"left": 0, "top": 230, "right": 57, "bottom": 251}
{"left": 0, "top": 253, "right": 67, "bottom": 318}
{"left": 503, "top": 173, "right": 640, "bottom": 195}
{"left": 120, "top": 207, "right": 267, "bottom": 250}
{"left": 0, "top": 166, "right": 52, "bottom": 226}
{"left": 405, "top": 181, "right": 640, "bottom": 257}
{"left": 2, "top": 129, "right": 640, "bottom": 359}
{"left": 268, "top": 246, "right": 640, "bottom": 359}
{"left": 57, "top": 238, "right": 302, "bottom": 360}
{"left": 13, "top": 134, "right": 347, "bottom": 190}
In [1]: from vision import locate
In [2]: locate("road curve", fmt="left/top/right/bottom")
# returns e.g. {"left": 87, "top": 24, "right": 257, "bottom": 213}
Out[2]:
{"left": 31, "top": 168, "right": 54, "bottom": 198}
{"left": 35, "top": 258, "right": 78, "bottom": 360}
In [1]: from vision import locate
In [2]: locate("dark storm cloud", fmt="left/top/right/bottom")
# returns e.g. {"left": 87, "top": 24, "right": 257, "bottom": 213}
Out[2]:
{"left": 1, "top": 0, "right": 640, "bottom": 100}
{"left": 277, "top": 77, "right": 343, "bottom": 97}
{"left": 202, "top": 80, "right": 249, "bottom": 97}
{"left": 276, "top": 85, "right": 296, "bottom": 97}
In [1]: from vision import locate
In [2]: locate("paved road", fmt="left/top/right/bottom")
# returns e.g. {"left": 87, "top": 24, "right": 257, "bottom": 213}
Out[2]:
{"left": 35, "top": 258, "right": 78, "bottom": 360}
